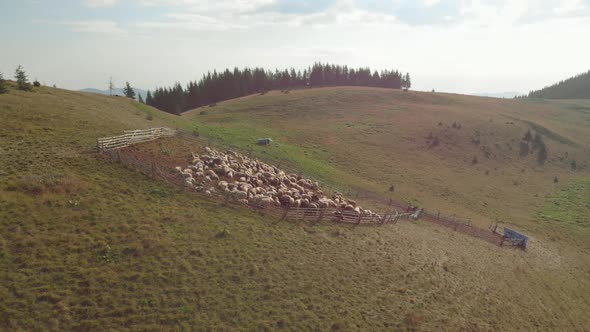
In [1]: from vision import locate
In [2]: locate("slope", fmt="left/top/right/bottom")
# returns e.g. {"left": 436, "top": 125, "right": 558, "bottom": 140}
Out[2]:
{"left": 184, "top": 87, "right": 590, "bottom": 236}
{"left": 1, "top": 84, "right": 590, "bottom": 330}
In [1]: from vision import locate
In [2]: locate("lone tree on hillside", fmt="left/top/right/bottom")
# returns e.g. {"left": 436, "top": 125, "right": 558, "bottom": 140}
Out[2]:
{"left": 402, "top": 72, "right": 411, "bottom": 89}
{"left": 123, "top": 81, "right": 135, "bottom": 99}
{"left": 138, "top": 93, "right": 144, "bottom": 103}
{"left": 108, "top": 77, "right": 115, "bottom": 96}
{"left": 14, "top": 65, "right": 32, "bottom": 91}
{"left": 0, "top": 72, "right": 8, "bottom": 94}
{"left": 145, "top": 90, "right": 153, "bottom": 104}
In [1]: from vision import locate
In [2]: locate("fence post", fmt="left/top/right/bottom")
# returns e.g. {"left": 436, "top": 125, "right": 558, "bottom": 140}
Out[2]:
{"left": 317, "top": 208, "right": 325, "bottom": 223}
{"left": 281, "top": 207, "right": 289, "bottom": 220}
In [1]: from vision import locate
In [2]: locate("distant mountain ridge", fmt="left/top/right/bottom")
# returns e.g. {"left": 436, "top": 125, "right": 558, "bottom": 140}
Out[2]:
{"left": 528, "top": 70, "right": 590, "bottom": 99}
{"left": 472, "top": 91, "right": 521, "bottom": 99}
{"left": 80, "top": 87, "right": 147, "bottom": 100}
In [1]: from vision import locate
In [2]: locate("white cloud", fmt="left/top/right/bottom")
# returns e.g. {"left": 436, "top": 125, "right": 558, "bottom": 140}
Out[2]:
{"left": 424, "top": 0, "right": 441, "bottom": 8}
{"left": 52, "top": 20, "right": 125, "bottom": 34}
{"left": 135, "top": 13, "right": 246, "bottom": 31}
{"left": 86, "top": 0, "right": 117, "bottom": 7}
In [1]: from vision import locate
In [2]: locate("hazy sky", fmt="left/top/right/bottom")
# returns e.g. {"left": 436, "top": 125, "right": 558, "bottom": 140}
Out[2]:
{"left": 1, "top": 0, "right": 589, "bottom": 94}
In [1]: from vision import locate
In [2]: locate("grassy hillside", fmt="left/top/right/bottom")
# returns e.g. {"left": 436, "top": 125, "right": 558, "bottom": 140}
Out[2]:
{"left": 1, "top": 83, "right": 590, "bottom": 330}
{"left": 184, "top": 87, "right": 590, "bottom": 233}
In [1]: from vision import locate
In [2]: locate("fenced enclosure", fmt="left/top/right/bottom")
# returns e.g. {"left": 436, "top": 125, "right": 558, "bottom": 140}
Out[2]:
{"left": 96, "top": 127, "right": 176, "bottom": 151}
{"left": 96, "top": 128, "right": 522, "bottom": 249}
{"left": 281, "top": 207, "right": 411, "bottom": 225}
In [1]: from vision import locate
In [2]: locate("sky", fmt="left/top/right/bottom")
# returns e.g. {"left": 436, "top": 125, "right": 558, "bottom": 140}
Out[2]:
{"left": 1, "top": 0, "right": 589, "bottom": 95}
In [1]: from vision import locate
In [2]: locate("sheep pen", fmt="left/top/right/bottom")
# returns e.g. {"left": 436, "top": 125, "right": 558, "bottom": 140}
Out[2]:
{"left": 176, "top": 146, "right": 391, "bottom": 223}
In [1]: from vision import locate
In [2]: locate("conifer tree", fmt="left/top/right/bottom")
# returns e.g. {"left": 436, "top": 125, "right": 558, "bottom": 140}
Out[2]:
{"left": 0, "top": 72, "right": 8, "bottom": 94}
{"left": 146, "top": 90, "right": 153, "bottom": 105}
{"left": 14, "top": 65, "right": 32, "bottom": 91}
{"left": 138, "top": 93, "right": 144, "bottom": 103}
{"left": 108, "top": 77, "right": 115, "bottom": 96}
{"left": 123, "top": 81, "right": 136, "bottom": 99}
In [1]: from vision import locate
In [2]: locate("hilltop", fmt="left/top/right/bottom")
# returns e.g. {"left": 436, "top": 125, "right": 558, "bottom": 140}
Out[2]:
{"left": 80, "top": 87, "right": 148, "bottom": 100}
{"left": 528, "top": 70, "right": 590, "bottom": 99}
{"left": 1, "top": 83, "right": 590, "bottom": 330}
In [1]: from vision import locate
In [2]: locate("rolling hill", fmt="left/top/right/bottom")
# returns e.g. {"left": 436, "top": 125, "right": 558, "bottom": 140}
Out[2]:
{"left": 1, "top": 82, "right": 590, "bottom": 330}
{"left": 80, "top": 87, "right": 148, "bottom": 100}
{"left": 528, "top": 70, "right": 590, "bottom": 99}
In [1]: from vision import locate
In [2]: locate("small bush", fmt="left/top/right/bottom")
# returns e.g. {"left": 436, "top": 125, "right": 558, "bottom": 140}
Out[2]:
{"left": 537, "top": 144, "right": 547, "bottom": 165}
{"left": 0, "top": 72, "right": 8, "bottom": 94}
{"left": 430, "top": 137, "right": 440, "bottom": 148}
{"left": 159, "top": 143, "right": 171, "bottom": 155}
{"left": 523, "top": 129, "right": 532, "bottom": 141}
{"left": 209, "top": 103, "right": 217, "bottom": 107}
{"left": 553, "top": 176, "right": 559, "bottom": 183}
{"left": 471, "top": 156, "right": 478, "bottom": 165}
{"left": 471, "top": 131, "right": 481, "bottom": 145}
{"left": 146, "top": 112, "right": 153, "bottom": 121}
{"left": 216, "top": 227, "right": 230, "bottom": 238}
{"left": 571, "top": 160, "right": 577, "bottom": 171}
{"left": 33, "top": 80, "right": 41, "bottom": 87}
{"left": 519, "top": 142, "right": 529, "bottom": 157}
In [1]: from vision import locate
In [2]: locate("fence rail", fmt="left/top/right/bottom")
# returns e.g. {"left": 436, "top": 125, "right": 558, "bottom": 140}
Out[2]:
{"left": 282, "top": 207, "right": 412, "bottom": 225}
{"left": 97, "top": 127, "right": 176, "bottom": 151}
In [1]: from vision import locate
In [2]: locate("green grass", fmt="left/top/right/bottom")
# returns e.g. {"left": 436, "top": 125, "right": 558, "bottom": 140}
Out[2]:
{"left": 537, "top": 178, "right": 590, "bottom": 248}
{"left": 540, "top": 178, "right": 590, "bottom": 227}
{"left": 2, "top": 84, "right": 590, "bottom": 330}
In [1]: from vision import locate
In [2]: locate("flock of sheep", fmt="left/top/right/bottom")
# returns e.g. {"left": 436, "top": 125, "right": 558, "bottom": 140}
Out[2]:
{"left": 175, "top": 146, "right": 380, "bottom": 217}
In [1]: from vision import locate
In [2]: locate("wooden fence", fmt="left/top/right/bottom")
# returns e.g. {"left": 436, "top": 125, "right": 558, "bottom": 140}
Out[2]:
{"left": 281, "top": 207, "right": 411, "bottom": 225}
{"left": 96, "top": 127, "right": 176, "bottom": 151}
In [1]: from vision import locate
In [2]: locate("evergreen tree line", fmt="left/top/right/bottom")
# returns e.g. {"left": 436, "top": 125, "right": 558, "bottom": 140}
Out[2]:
{"left": 145, "top": 63, "right": 411, "bottom": 115}
{"left": 528, "top": 70, "right": 590, "bottom": 99}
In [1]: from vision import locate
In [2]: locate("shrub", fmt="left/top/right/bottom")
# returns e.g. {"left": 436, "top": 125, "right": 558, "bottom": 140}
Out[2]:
{"left": 532, "top": 133, "right": 544, "bottom": 151}
{"left": 571, "top": 160, "right": 577, "bottom": 171}
{"left": 0, "top": 72, "right": 8, "bottom": 94}
{"left": 537, "top": 144, "right": 547, "bottom": 165}
{"left": 430, "top": 137, "right": 440, "bottom": 148}
{"left": 471, "top": 156, "right": 478, "bottom": 165}
{"left": 523, "top": 129, "right": 532, "bottom": 141}
{"left": 471, "top": 131, "right": 481, "bottom": 145}
{"left": 519, "top": 142, "right": 529, "bottom": 157}
{"left": 146, "top": 112, "right": 153, "bottom": 121}
{"left": 554, "top": 176, "right": 559, "bottom": 183}
{"left": 33, "top": 80, "right": 41, "bottom": 87}
{"left": 216, "top": 227, "right": 230, "bottom": 238}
